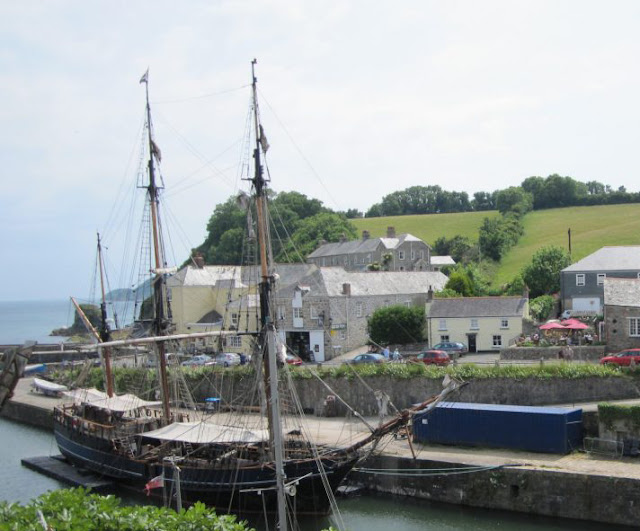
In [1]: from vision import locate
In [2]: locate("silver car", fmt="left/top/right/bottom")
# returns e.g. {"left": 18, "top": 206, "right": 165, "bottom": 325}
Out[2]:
{"left": 214, "top": 352, "right": 241, "bottom": 367}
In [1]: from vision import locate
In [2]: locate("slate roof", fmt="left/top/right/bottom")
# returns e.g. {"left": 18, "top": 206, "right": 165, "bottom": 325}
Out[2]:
{"left": 603, "top": 278, "right": 640, "bottom": 308}
{"left": 307, "top": 233, "right": 428, "bottom": 259}
{"left": 318, "top": 269, "right": 448, "bottom": 297}
{"left": 430, "top": 255, "right": 455, "bottom": 266}
{"left": 428, "top": 297, "right": 528, "bottom": 318}
{"left": 562, "top": 246, "right": 640, "bottom": 272}
{"left": 168, "top": 265, "right": 249, "bottom": 288}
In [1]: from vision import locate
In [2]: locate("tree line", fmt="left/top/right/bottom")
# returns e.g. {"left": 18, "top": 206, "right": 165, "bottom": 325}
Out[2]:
{"left": 359, "top": 175, "right": 638, "bottom": 218}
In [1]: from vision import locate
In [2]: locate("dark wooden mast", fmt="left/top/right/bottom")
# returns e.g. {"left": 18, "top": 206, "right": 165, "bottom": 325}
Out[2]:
{"left": 250, "top": 59, "right": 288, "bottom": 531}
{"left": 141, "top": 71, "right": 172, "bottom": 419}
{"left": 96, "top": 232, "right": 114, "bottom": 397}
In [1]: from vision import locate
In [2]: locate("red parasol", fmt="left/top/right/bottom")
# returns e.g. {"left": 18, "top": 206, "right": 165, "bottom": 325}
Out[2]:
{"left": 561, "top": 318, "right": 590, "bottom": 330}
{"left": 539, "top": 321, "right": 566, "bottom": 330}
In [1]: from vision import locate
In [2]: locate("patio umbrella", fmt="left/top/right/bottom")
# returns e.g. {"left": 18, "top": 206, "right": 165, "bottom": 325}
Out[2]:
{"left": 561, "top": 318, "right": 590, "bottom": 330}
{"left": 539, "top": 321, "right": 567, "bottom": 330}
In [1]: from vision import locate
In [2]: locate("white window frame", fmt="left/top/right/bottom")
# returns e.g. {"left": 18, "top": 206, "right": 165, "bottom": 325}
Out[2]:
{"left": 576, "top": 274, "right": 585, "bottom": 286}
{"left": 404, "top": 300, "right": 411, "bottom": 308}
{"left": 277, "top": 306, "right": 285, "bottom": 321}
{"left": 226, "top": 336, "right": 242, "bottom": 348}
{"left": 293, "top": 308, "right": 303, "bottom": 319}
{"left": 501, "top": 318, "right": 509, "bottom": 329}
{"left": 438, "top": 319, "right": 447, "bottom": 330}
{"left": 470, "top": 318, "right": 479, "bottom": 329}
{"left": 440, "top": 335, "right": 450, "bottom": 342}
{"left": 597, "top": 273, "right": 606, "bottom": 285}
{"left": 231, "top": 313, "right": 239, "bottom": 327}
{"left": 398, "top": 250, "right": 405, "bottom": 260}
{"left": 356, "top": 302, "right": 363, "bottom": 318}
{"left": 493, "top": 335, "right": 502, "bottom": 347}
{"left": 411, "top": 250, "right": 416, "bottom": 260}
{"left": 629, "top": 317, "right": 640, "bottom": 337}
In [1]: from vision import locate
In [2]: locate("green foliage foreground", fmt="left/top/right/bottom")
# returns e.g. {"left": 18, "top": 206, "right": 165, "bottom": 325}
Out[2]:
{"left": 0, "top": 488, "right": 252, "bottom": 531}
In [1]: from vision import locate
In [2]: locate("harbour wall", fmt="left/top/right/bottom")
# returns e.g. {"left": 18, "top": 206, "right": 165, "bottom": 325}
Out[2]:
{"left": 352, "top": 454, "right": 640, "bottom": 528}
{"left": 193, "top": 374, "right": 640, "bottom": 417}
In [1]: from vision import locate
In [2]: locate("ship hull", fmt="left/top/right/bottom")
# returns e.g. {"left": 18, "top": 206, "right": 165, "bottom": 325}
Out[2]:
{"left": 54, "top": 416, "right": 358, "bottom": 515}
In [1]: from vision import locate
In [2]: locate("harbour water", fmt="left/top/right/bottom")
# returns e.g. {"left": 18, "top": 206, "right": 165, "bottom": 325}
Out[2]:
{"left": 0, "top": 300, "right": 627, "bottom": 529}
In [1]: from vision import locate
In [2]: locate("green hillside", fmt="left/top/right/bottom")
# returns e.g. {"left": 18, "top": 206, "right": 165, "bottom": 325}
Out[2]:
{"left": 353, "top": 203, "right": 640, "bottom": 288}
{"left": 352, "top": 210, "right": 499, "bottom": 243}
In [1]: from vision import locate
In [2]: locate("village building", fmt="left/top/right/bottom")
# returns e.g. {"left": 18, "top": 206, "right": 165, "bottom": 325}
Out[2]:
{"left": 306, "top": 226, "right": 433, "bottom": 272}
{"left": 603, "top": 277, "right": 640, "bottom": 353}
{"left": 425, "top": 296, "right": 529, "bottom": 352}
{"left": 560, "top": 246, "right": 640, "bottom": 316}
{"left": 168, "top": 258, "right": 448, "bottom": 362}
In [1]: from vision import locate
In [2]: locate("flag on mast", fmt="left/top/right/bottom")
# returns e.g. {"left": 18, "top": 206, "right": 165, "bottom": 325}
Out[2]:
{"left": 140, "top": 69, "right": 149, "bottom": 84}
{"left": 144, "top": 474, "right": 164, "bottom": 495}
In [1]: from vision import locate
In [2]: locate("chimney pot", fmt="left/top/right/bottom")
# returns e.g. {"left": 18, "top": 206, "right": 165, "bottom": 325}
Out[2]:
{"left": 387, "top": 226, "right": 396, "bottom": 238}
{"left": 362, "top": 230, "right": 370, "bottom": 240}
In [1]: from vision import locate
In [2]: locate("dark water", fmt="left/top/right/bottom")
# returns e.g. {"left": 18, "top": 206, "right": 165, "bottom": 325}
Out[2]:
{"left": 0, "top": 418, "right": 627, "bottom": 530}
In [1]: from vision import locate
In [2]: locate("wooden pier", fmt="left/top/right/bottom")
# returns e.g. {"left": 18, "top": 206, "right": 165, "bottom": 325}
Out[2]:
{"left": 21, "top": 455, "right": 113, "bottom": 491}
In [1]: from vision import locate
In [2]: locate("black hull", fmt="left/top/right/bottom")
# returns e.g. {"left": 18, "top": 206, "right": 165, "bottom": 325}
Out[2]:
{"left": 54, "top": 419, "right": 358, "bottom": 516}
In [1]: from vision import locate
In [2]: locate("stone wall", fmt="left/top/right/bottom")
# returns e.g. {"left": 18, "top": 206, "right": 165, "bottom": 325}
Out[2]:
{"left": 604, "top": 304, "right": 640, "bottom": 353}
{"left": 193, "top": 373, "right": 640, "bottom": 416}
{"left": 500, "top": 346, "right": 605, "bottom": 361}
{"left": 351, "top": 455, "right": 640, "bottom": 527}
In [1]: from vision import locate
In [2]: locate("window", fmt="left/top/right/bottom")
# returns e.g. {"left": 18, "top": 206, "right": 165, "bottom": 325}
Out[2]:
{"left": 398, "top": 250, "right": 405, "bottom": 260}
{"left": 411, "top": 250, "right": 416, "bottom": 260}
{"left": 597, "top": 273, "right": 606, "bottom": 285}
{"left": 470, "top": 318, "right": 479, "bottom": 329}
{"left": 226, "top": 336, "right": 242, "bottom": 348}
{"left": 440, "top": 335, "right": 450, "bottom": 342}
{"left": 293, "top": 308, "right": 303, "bottom": 319}
{"left": 310, "top": 306, "right": 317, "bottom": 319}
{"left": 344, "top": 256, "right": 348, "bottom": 266}
{"left": 404, "top": 300, "right": 411, "bottom": 308}
{"left": 339, "top": 329, "right": 347, "bottom": 340}
{"left": 356, "top": 302, "right": 363, "bottom": 317}
{"left": 576, "top": 274, "right": 585, "bottom": 286}
{"left": 367, "top": 253, "right": 372, "bottom": 263}
{"left": 231, "top": 313, "right": 239, "bottom": 328}
{"left": 493, "top": 335, "right": 502, "bottom": 347}
{"left": 277, "top": 306, "right": 286, "bottom": 320}
{"left": 438, "top": 319, "right": 447, "bottom": 330}
{"left": 501, "top": 318, "right": 509, "bottom": 329}
{"left": 630, "top": 318, "right": 640, "bottom": 337}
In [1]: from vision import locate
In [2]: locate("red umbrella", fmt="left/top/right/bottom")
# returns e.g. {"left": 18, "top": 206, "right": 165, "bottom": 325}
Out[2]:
{"left": 561, "top": 318, "right": 589, "bottom": 330}
{"left": 539, "top": 321, "right": 566, "bottom": 330}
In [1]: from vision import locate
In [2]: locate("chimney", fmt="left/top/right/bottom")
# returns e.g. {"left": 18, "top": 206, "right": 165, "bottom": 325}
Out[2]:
{"left": 342, "top": 282, "right": 351, "bottom": 296}
{"left": 193, "top": 251, "right": 205, "bottom": 269}
{"left": 339, "top": 233, "right": 347, "bottom": 243}
{"left": 427, "top": 286, "right": 434, "bottom": 302}
{"left": 362, "top": 230, "right": 370, "bottom": 240}
{"left": 319, "top": 239, "right": 327, "bottom": 246}
{"left": 523, "top": 285, "right": 530, "bottom": 299}
{"left": 387, "top": 226, "right": 396, "bottom": 238}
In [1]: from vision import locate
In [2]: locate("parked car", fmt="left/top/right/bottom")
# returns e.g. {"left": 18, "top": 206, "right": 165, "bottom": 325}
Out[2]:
{"left": 214, "top": 352, "right": 241, "bottom": 367}
{"left": 181, "top": 354, "right": 214, "bottom": 367}
{"left": 285, "top": 353, "right": 303, "bottom": 366}
{"left": 413, "top": 349, "right": 451, "bottom": 366}
{"left": 347, "top": 353, "right": 386, "bottom": 365}
{"left": 431, "top": 342, "right": 468, "bottom": 358}
{"left": 600, "top": 349, "right": 640, "bottom": 367}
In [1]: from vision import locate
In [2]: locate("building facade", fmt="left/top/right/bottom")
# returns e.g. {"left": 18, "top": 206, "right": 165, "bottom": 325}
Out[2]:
{"left": 561, "top": 246, "right": 640, "bottom": 315}
{"left": 603, "top": 278, "right": 640, "bottom": 353}
{"left": 426, "top": 296, "right": 529, "bottom": 352}
{"left": 306, "top": 226, "right": 432, "bottom": 272}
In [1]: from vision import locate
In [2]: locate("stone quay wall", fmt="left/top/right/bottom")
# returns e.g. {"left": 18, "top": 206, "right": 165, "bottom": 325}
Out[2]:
{"left": 351, "top": 454, "right": 640, "bottom": 528}
{"left": 194, "top": 374, "right": 640, "bottom": 417}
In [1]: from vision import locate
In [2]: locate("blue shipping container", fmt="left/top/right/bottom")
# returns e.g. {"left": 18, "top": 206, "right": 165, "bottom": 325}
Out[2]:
{"left": 413, "top": 402, "right": 582, "bottom": 454}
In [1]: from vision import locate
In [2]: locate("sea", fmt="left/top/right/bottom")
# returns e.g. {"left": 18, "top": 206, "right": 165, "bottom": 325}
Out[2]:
{"left": 0, "top": 299, "right": 624, "bottom": 530}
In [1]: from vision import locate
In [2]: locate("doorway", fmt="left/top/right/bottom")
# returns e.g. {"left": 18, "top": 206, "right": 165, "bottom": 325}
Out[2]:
{"left": 467, "top": 334, "right": 477, "bottom": 353}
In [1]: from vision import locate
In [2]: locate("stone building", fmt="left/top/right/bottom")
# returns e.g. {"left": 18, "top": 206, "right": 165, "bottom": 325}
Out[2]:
{"left": 306, "top": 226, "right": 432, "bottom": 272}
{"left": 603, "top": 277, "right": 640, "bottom": 352}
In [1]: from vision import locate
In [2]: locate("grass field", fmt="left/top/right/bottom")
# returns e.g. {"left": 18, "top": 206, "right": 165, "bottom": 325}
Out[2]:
{"left": 353, "top": 203, "right": 640, "bottom": 288}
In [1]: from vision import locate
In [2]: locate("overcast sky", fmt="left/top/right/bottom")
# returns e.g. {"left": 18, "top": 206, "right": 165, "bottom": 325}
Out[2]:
{"left": 2, "top": 1, "right": 640, "bottom": 301}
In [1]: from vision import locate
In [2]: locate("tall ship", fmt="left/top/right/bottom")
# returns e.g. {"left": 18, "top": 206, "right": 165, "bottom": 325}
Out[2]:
{"left": 52, "top": 63, "right": 458, "bottom": 528}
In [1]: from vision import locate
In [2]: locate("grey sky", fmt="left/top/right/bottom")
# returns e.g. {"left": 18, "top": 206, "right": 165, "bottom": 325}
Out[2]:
{"left": 2, "top": 1, "right": 639, "bottom": 301}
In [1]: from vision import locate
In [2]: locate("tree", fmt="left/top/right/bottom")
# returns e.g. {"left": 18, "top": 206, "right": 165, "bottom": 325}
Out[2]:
{"left": 367, "top": 305, "right": 425, "bottom": 345}
{"left": 344, "top": 208, "right": 363, "bottom": 218}
{"left": 277, "top": 212, "right": 357, "bottom": 261}
{"left": 529, "top": 295, "right": 555, "bottom": 322}
{"left": 520, "top": 245, "right": 571, "bottom": 298}
{"left": 433, "top": 235, "right": 473, "bottom": 263}
{"left": 478, "top": 217, "right": 507, "bottom": 261}
{"left": 495, "top": 186, "right": 532, "bottom": 215}
{"left": 445, "top": 271, "right": 474, "bottom": 296}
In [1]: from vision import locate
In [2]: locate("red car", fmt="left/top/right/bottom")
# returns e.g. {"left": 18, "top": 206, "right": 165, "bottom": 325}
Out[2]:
{"left": 285, "top": 353, "right": 303, "bottom": 366}
{"left": 413, "top": 350, "right": 451, "bottom": 366}
{"left": 600, "top": 349, "right": 640, "bottom": 367}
